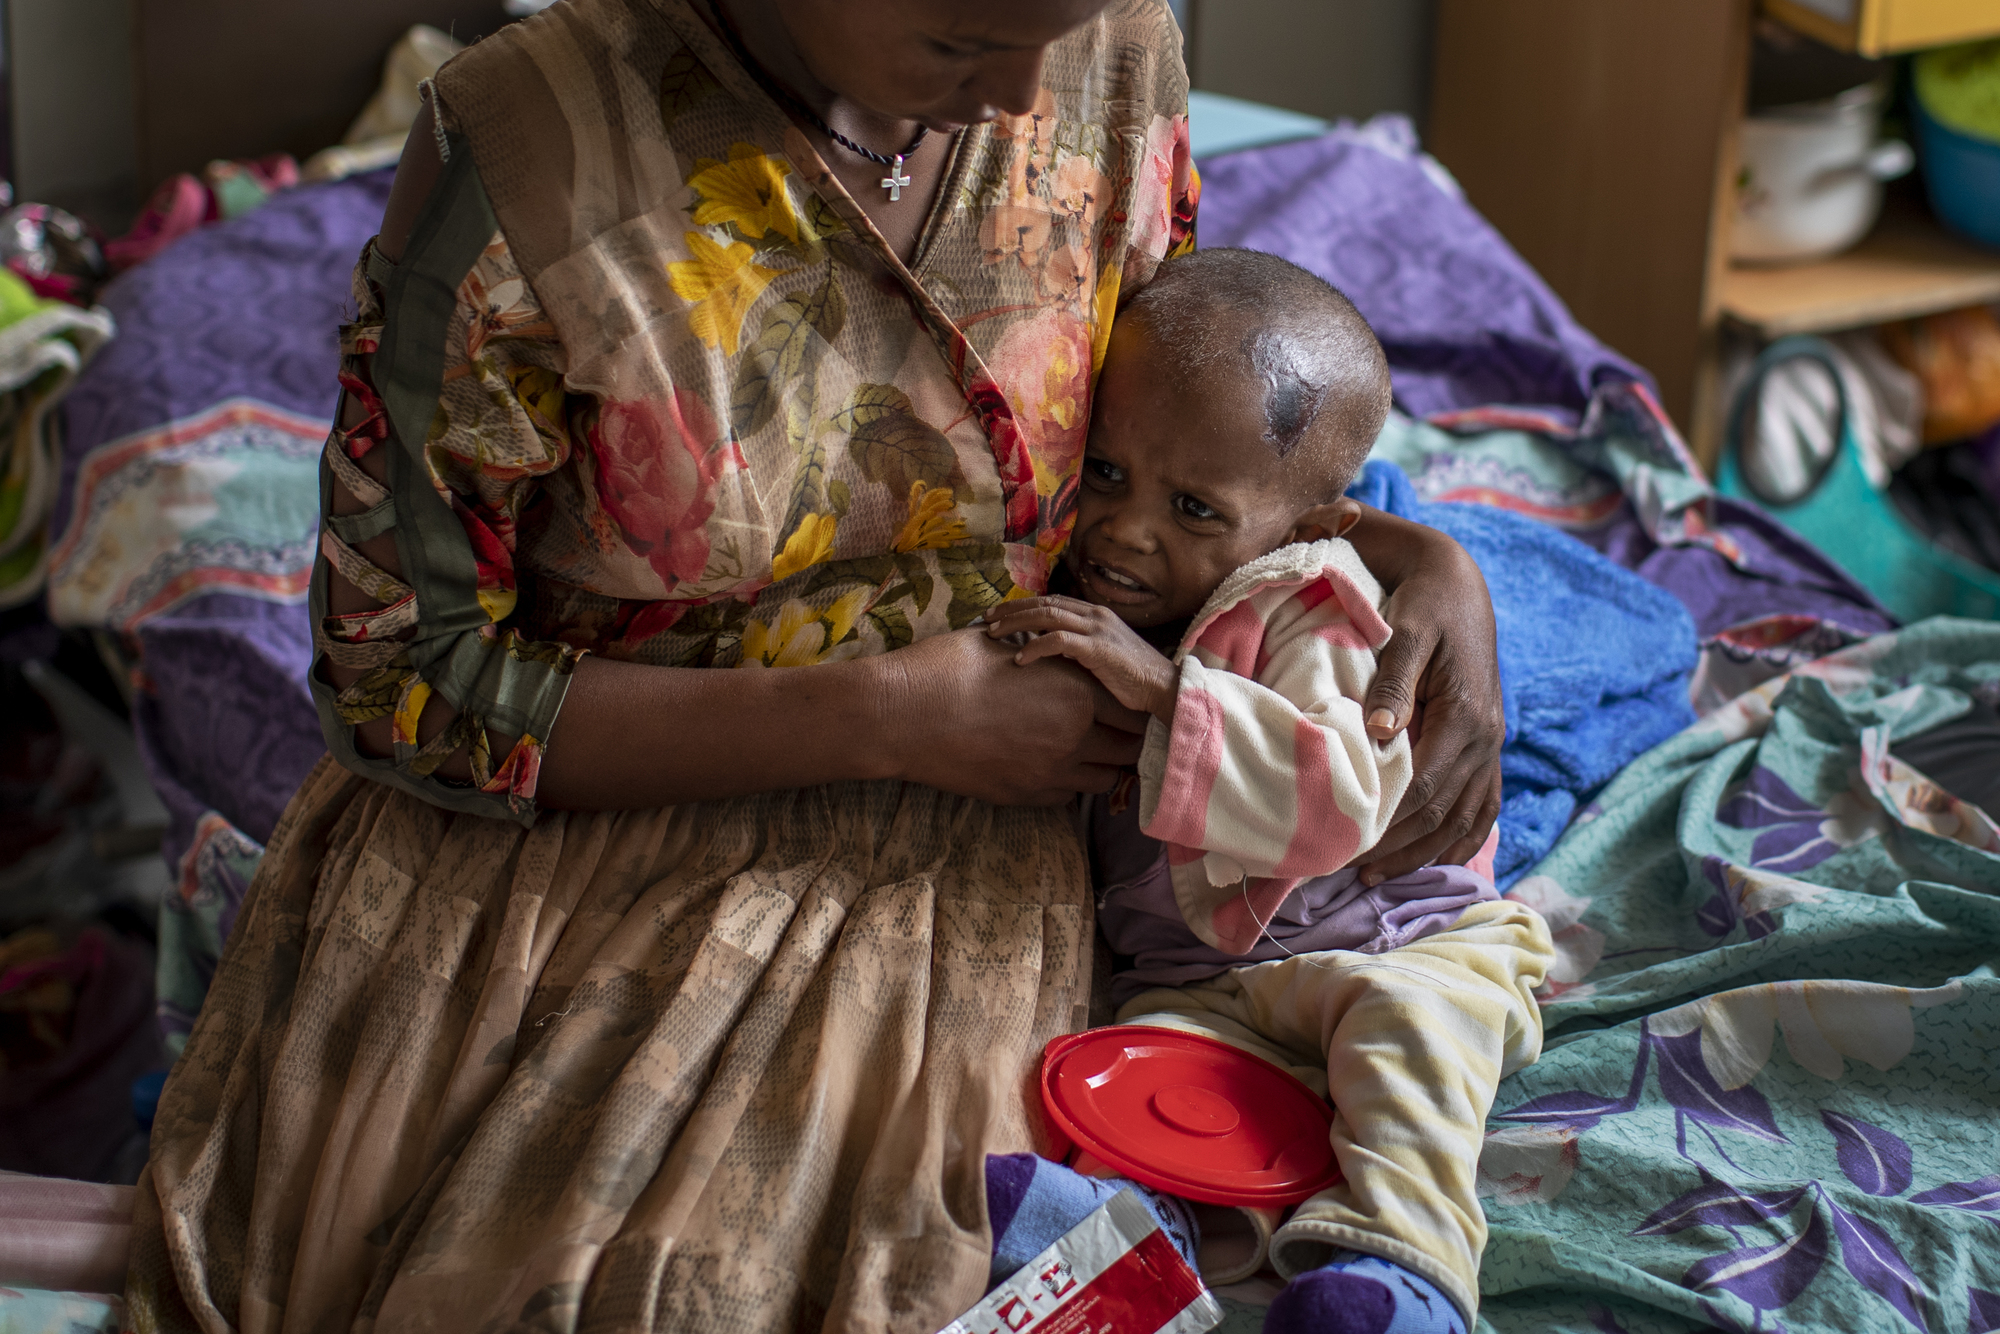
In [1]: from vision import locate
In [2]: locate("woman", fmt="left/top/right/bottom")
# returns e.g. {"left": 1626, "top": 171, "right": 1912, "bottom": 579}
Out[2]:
{"left": 130, "top": 0, "right": 1505, "bottom": 1328}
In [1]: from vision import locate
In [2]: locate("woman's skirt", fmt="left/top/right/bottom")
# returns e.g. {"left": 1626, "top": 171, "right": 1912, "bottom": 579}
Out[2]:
{"left": 126, "top": 757, "right": 1091, "bottom": 1333}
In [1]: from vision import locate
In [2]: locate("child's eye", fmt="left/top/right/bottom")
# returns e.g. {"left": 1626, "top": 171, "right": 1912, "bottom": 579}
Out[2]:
{"left": 1174, "top": 493, "right": 1219, "bottom": 522}
{"left": 1083, "top": 456, "right": 1123, "bottom": 486}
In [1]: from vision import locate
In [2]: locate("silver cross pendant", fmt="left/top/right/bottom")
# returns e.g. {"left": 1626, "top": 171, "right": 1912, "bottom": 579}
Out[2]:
{"left": 880, "top": 154, "right": 912, "bottom": 202}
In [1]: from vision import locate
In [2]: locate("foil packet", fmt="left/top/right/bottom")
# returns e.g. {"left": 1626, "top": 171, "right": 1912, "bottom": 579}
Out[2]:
{"left": 939, "top": 1190, "right": 1222, "bottom": 1334}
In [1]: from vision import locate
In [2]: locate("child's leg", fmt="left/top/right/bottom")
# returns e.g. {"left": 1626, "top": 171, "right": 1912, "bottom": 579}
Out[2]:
{"left": 1115, "top": 898, "right": 1553, "bottom": 1325}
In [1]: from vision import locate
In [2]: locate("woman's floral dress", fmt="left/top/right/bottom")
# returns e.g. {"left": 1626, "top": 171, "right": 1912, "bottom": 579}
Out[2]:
{"left": 129, "top": 1, "right": 1200, "bottom": 1331}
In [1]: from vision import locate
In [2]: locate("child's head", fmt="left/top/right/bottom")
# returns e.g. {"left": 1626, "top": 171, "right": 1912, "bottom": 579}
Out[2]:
{"left": 1068, "top": 248, "right": 1391, "bottom": 628}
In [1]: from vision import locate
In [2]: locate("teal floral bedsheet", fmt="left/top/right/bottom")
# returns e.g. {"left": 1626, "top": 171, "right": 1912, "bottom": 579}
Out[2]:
{"left": 1475, "top": 617, "right": 2000, "bottom": 1334}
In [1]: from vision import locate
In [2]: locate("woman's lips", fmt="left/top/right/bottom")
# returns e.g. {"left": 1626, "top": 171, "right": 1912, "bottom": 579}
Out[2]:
{"left": 1078, "top": 557, "right": 1155, "bottom": 605}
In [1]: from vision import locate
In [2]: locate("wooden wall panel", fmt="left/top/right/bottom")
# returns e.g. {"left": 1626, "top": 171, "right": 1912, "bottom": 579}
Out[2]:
{"left": 1428, "top": 0, "right": 1751, "bottom": 435}
{"left": 132, "top": 0, "right": 511, "bottom": 188}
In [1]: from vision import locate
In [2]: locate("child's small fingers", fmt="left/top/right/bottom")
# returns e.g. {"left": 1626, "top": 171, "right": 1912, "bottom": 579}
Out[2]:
{"left": 991, "top": 608, "right": 1081, "bottom": 638}
{"left": 982, "top": 599, "right": 1050, "bottom": 630}
{"left": 1014, "top": 631, "right": 1085, "bottom": 667}
{"left": 1013, "top": 637, "right": 1057, "bottom": 666}
{"left": 981, "top": 610, "right": 1025, "bottom": 636}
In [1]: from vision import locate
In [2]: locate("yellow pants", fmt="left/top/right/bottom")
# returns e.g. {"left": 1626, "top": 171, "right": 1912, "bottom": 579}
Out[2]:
{"left": 1114, "top": 899, "right": 1554, "bottom": 1322}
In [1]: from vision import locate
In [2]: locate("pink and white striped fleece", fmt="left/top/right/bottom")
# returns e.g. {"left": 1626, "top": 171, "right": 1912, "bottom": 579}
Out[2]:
{"left": 1135, "top": 538, "right": 1414, "bottom": 956}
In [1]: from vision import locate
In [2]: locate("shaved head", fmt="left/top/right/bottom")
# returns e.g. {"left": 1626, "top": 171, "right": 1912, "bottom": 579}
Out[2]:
{"left": 1119, "top": 247, "right": 1391, "bottom": 497}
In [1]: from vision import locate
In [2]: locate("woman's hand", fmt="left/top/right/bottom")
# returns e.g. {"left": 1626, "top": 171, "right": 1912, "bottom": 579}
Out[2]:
{"left": 979, "top": 596, "right": 1179, "bottom": 725}
{"left": 885, "top": 628, "right": 1148, "bottom": 806}
{"left": 1343, "top": 505, "right": 1505, "bottom": 885}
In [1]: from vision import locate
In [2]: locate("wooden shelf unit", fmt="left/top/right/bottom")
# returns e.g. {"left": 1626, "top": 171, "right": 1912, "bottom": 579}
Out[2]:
{"left": 1721, "top": 198, "right": 2000, "bottom": 336}
{"left": 1430, "top": 0, "right": 2000, "bottom": 469}
{"left": 1762, "top": 0, "right": 2000, "bottom": 57}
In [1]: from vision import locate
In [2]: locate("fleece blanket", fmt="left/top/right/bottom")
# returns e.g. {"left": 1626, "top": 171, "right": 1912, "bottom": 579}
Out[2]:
{"left": 1347, "top": 460, "right": 1698, "bottom": 888}
{"left": 1474, "top": 617, "right": 2000, "bottom": 1334}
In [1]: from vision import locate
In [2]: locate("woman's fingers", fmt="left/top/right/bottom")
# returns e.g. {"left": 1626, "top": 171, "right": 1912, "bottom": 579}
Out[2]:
{"left": 1363, "top": 615, "right": 1435, "bottom": 738}
{"left": 1075, "top": 721, "right": 1144, "bottom": 769}
{"left": 1359, "top": 622, "right": 1505, "bottom": 882}
{"left": 890, "top": 630, "right": 1144, "bottom": 804}
{"left": 1359, "top": 760, "right": 1500, "bottom": 883}
{"left": 1396, "top": 698, "right": 1497, "bottom": 838}
{"left": 1347, "top": 528, "right": 1504, "bottom": 877}
{"left": 1439, "top": 767, "right": 1504, "bottom": 868}
{"left": 1013, "top": 629, "right": 1092, "bottom": 668}
{"left": 1091, "top": 684, "right": 1151, "bottom": 735}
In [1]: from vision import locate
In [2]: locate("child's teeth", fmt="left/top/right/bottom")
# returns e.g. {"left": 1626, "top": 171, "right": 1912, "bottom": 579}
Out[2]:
{"left": 1098, "top": 564, "right": 1139, "bottom": 589}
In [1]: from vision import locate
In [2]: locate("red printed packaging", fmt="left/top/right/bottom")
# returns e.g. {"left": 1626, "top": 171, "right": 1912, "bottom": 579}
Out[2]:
{"left": 937, "top": 1189, "right": 1222, "bottom": 1334}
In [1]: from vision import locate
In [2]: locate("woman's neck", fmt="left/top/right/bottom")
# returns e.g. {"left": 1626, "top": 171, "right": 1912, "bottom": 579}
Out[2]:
{"left": 703, "top": 0, "right": 828, "bottom": 114}
{"left": 698, "top": 0, "right": 953, "bottom": 266}
{"left": 704, "top": 0, "right": 916, "bottom": 149}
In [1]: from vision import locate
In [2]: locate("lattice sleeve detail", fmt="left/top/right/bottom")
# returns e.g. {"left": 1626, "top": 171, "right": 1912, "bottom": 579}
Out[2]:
{"left": 310, "top": 215, "right": 584, "bottom": 825}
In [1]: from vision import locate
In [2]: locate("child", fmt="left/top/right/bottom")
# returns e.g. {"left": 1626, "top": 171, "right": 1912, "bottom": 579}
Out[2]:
{"left": 978, "top": 250, "right": 1554, "bottom": 1334}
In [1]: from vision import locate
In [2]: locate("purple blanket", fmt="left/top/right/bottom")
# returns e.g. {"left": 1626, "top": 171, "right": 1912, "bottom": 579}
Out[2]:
{"left": 54, "top": 173, "right": 393, "bottom": 873}
{"left": 1195, "top": 119, "right": 1651, "bottom": 423}
{"left": 51, "top": 174, "right": 391, "bottom": 1050}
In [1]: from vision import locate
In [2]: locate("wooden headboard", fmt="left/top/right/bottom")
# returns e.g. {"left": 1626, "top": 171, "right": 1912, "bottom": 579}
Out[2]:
{"left": 131, "top": 0, "right": 514, "bottom": 187}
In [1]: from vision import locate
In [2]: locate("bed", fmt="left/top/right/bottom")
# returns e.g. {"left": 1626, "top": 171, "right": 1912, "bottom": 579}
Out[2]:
{"left": 18, "top": 98, "right": 1997, "bottom": 1334}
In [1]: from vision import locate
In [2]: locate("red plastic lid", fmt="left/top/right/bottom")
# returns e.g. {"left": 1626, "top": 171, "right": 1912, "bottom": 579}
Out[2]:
{"left": 1039, "top": 1026, "right": 1342, "bottom": 1207}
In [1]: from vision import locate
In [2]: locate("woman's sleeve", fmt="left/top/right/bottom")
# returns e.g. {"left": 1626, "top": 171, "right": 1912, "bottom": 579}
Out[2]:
{"left": 310, "top": 159, "right": 584, "bottom": 825}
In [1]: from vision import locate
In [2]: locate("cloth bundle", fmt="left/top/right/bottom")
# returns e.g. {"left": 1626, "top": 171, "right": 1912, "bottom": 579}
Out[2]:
{"left": 0, "top": 270, "right": 113, "bottom": 609}
{"left": 301, "top": 25, "right": 464, "bottom": 183}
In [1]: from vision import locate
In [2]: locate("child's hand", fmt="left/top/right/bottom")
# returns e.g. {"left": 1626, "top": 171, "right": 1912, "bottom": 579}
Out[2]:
{"left": 982, "top": 596, "right": 1178, "bottom": 725}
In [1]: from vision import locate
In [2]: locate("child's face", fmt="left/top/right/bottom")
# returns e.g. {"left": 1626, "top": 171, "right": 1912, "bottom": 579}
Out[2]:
{"left": 1066, "top": 317, "right": 1356, "bottom": 628}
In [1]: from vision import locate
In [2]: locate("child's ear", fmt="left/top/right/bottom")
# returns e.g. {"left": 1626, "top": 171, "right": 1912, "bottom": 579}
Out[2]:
{"left": 1289, "top": 498, "right": 1363, "bottom": 545}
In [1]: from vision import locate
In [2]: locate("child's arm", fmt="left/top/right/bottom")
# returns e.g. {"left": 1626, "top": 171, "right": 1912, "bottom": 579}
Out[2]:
{"left": 1148, "top": 601, "right": 1409, "bottom": 887}
{"left": 980, "top": 583, "right": 1411, "bottom": 884}
{"left": 980, "top": 596, "right": 1180, "bottom": 725}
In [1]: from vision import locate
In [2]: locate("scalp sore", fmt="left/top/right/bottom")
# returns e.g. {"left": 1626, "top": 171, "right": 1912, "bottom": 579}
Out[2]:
{"left": 1120, "top": 247, "right": 1392, "bottom": 493}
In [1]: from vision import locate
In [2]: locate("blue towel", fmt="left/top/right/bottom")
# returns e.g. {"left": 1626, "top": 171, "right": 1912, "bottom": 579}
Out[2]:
{"left": 1346, "top": 461, "right": 1697, "bottom": 886}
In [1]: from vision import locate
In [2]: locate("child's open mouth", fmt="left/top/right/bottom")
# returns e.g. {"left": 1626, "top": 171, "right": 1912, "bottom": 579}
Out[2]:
{"left": 1080, "top": 557, "right": 1155, "bottom": 605}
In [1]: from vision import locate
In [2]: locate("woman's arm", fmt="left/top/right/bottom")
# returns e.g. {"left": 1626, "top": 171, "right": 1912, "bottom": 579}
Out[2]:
{"left": 1342, "top": 503, "right": 1506, "bottom": 884}
{"left": 536, "top": 631, "right": 1143, "bottom": 809}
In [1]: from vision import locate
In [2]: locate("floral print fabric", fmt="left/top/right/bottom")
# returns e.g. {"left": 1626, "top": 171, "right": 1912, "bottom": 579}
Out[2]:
{"left": 315, "top": 0, "right": 1197, "bottom": 823}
